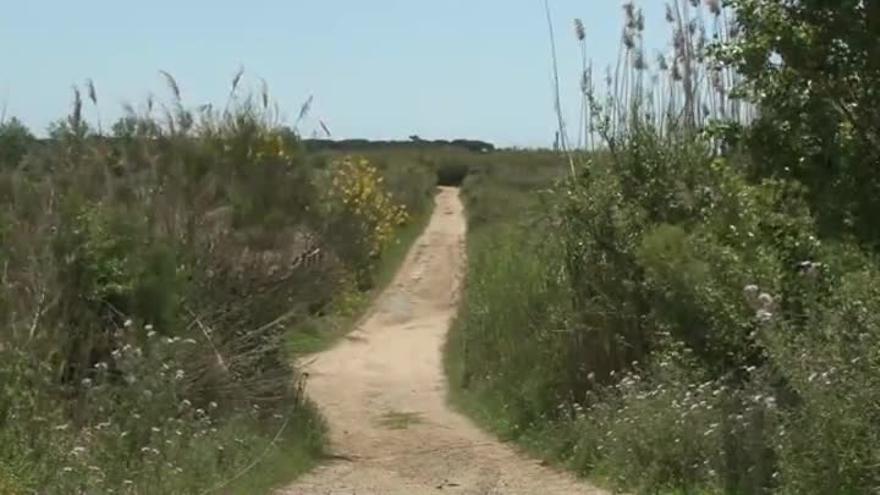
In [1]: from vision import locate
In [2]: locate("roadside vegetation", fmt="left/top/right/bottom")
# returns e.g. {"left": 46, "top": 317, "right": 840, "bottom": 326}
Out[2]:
{"left": 448, "top": 1, "right": 880, "bottom": 494}
{"left": 0, "top": 75, "right": 434, "bottom": 493}
{"left": 3, "top": 1, "right": 878, "bottom": 493}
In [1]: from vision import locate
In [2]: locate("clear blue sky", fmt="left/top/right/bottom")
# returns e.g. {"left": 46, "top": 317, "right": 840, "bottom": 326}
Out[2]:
{"left": 1, "top": 1, "right": 669, "bottom": 148}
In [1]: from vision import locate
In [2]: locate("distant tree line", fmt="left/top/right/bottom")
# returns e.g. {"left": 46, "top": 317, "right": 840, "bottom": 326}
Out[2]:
{"left": 0, "top": 117, "right": 497, "bottom": 167}
{"left": 303, "top": 137, "right": 495, "bottom": 153}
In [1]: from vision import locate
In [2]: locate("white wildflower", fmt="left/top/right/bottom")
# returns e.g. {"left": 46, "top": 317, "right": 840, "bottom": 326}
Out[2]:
{"left": 743, "top": 284, "right": 760, "bottom": 310}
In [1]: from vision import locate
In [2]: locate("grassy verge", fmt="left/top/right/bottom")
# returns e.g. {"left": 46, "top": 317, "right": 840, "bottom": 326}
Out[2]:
{"left": 443, "top": 151, "right": 569, "bottom": 449}
{"left": 218, "top": 402, "right": 326, "bottom": 494}
{"left": 444, "top": 223, "right": 581, "bottom": 459}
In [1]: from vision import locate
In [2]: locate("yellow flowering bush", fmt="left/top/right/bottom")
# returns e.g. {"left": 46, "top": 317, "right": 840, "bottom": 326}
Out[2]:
{"left": 326, "top": 156, "right": 408, "bottom": 258}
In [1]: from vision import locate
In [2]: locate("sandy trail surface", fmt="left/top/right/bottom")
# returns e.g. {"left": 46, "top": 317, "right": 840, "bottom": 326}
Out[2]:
{"left": 279, "top": 187, "right": 606, "bottom": 495}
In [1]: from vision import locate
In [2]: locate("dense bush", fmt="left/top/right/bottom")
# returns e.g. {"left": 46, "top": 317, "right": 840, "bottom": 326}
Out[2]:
{"left": 449, "top": 2, "right": 880, "bottom": 494}
{"left": 0, "top": 80, "right": 419, "bottom": 493}
{"left": 0, "top": 118, "right": 34, "bottom": 167}
{"left": 722, "top": 0, "right": 880, "bottom": 247}
{"left": 434, "top": 160, "right": 470, "bottom": 187}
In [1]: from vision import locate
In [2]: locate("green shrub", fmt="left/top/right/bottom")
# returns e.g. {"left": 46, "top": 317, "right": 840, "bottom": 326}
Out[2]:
{"left": 450, "top": 1, "right": 880, "bottom": 491}
{"left": 435, "top": 160, "right": 470, "bottom": 186}
{"left": 0, "top": 81, "right": 418, "bottom": 492}
{"left": 448, "top": 225, "right": 572, "bottom": 427}
{"left": 759, "top": 259, "right": 880, "bottom": 494}
{"left": 722, "top": 0, "right": 880, "bottom": 247}
{"left": 0, "top": 118, "right": 34, "bottom": 168}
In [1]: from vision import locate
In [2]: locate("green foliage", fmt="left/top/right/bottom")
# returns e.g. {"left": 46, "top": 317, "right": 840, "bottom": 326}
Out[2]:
{"left": 433, "top": 159, "right": 470, "bottom": 186}
{"left": 447, "top": 225, "right": 572, "bottom": 427}
{"left": 0, "top": 321, "right": 324, "bottom": 494}
{"left": 0, "top": 81, "right": 427, "bottom": 493}
{"left": 449, "top": 2, "right": 880, "bottom": 493}
{"left": 566, "top": 354, "right": 729, "bottom": 492}
{"left": 0, "top": 118, "right": 34, "bottom": 168}
{"left": 721, "top": 0, "right": 880, "bottom": 246}
{"left": 763, "top": 258, "right": 880, "bottom": 494}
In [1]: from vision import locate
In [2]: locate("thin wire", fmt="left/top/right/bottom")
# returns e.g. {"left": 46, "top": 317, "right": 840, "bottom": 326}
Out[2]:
{"left": 543, "top": 0, "right": 576, "bottom": 179}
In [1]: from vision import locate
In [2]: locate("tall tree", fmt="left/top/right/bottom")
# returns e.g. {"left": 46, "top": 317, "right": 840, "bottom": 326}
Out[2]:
{"left": 722, "top": 0, "right": 880, "bottom": 246}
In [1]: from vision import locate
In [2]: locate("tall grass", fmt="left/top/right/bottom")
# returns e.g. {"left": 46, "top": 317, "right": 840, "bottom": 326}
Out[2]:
{"left": 0, "top": 73, "right": 427, "bottom": 493}
{"left": 449, "top": 2, "right": 880, "bottom": 494}
{"left": 565, "top": 0, "right": 751, "bottom": 153}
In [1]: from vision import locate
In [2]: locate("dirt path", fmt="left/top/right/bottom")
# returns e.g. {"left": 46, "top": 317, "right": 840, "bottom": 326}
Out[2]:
{"left": 279, "top": 187, "right": 606, "bottom": 495}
